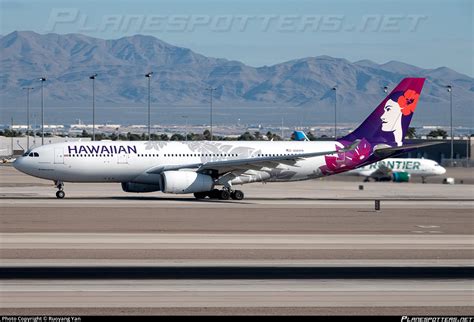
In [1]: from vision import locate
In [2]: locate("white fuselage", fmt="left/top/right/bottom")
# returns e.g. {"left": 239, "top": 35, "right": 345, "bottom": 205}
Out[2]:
{"left": 347, "top": 158, "right": 446, "bottom": 178}
{"left": 13, "top": 140, "right": 338, "bottom": 186}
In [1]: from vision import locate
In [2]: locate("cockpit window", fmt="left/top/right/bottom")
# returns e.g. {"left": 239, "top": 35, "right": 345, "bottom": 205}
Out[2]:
{"left": 28, "top": 153, "right": 34, "bottom": 157}
{"left": 33, "top": 152, "right": 39, "bottom": 157}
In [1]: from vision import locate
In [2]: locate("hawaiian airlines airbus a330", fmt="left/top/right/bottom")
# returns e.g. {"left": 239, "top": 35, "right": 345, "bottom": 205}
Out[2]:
{"left": 14, "top": 78, "right": 436, "bottom": 200}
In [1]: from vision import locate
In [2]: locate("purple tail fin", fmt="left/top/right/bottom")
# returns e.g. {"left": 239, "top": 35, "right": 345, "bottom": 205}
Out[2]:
{"left": 341, "top": 78, "right": 425, "bottom": 147}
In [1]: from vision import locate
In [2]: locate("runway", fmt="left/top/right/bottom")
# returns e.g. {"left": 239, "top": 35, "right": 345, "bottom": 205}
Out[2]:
{"left": 2, "top": 280, "right": 472, "bottom": 309}
{"left": 0, "top": 166, "right": 473, "bottom": 315}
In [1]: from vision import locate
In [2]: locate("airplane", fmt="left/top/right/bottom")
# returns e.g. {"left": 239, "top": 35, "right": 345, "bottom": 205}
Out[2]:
{"left": 14, "top": 78, "right": 438, "bottom": 200}
{"left": 346, "top": 158, "right": 446, "bottom": 183}
{"left": 292, "top": 131, "right": 310, "bottom": 141}
{"left": 290, "top": 131, "right": 446, "bottom": 183}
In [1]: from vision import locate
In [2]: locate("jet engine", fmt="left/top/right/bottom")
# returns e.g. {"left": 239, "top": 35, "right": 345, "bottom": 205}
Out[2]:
{"left": 162, "top": 171, "right": 214, "bottom": 194}
{"left": 391, "top": 172, "right": 410, "bottom": 182}
{"left": 121, "top": 182, "right": 162, "bottom": 193}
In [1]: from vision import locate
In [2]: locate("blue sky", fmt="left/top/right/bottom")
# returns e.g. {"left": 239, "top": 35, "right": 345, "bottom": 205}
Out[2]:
{"left": 1, "top": 0, "right": 472, "bottom": 75}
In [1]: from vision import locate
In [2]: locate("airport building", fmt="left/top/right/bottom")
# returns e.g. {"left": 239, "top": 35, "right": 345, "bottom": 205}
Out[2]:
{"left": 402, "top": 138, "right": 472, "bottom": 165}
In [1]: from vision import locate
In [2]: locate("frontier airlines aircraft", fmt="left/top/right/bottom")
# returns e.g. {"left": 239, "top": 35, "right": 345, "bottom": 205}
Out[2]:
{"left": 347, "top": 158, "right": 446, "bottom": 182}
{"left": 14, "top": 78, "right": 436, "bottom": 200}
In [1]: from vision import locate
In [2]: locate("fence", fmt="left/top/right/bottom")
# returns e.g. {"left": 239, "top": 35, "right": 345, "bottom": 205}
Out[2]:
{"left": 440, "top": 158, "right": 474, "bottom": 167}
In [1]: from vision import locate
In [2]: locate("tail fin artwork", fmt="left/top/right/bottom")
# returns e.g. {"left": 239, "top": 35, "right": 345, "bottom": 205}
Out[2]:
{"left": 292, "top": 131, "right": 310, "bottom": 141}
{"left": 341, "top": 78, "right": 425, "bottom": 147}
{"left": 318, "top": 78, "right": 429, "bottom": 175}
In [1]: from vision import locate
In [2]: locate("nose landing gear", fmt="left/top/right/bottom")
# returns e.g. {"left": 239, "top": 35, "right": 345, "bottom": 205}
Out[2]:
{"left": 54, "top": 181, "right": 65, "bottom": 199}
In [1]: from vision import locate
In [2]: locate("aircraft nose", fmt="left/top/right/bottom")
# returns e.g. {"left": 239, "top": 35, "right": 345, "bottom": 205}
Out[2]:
{"left": 13, "top": 156, "right": 26, "bottom": 172}
{"left": 438, "top": 166, "right": 447, "bottom": 175}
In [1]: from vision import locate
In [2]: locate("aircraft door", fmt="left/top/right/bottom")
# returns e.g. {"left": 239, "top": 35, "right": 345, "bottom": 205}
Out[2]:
{"left": 117, "top": 154, "right": 129, "bottom": 164}
{"left": 54, "top": 148, "right": 64, "bottom": 164}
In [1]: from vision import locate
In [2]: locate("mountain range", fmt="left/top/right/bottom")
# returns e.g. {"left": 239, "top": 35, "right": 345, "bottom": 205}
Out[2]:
{"left": 0, "top": 31, "right": 473, "bottom": 125}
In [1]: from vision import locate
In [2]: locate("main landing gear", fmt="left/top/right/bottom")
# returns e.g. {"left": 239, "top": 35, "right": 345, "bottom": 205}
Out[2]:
{"left": 54, "top": 181, "right": 65, "bottom": 199}
{"left": 194, "top": 189, "right": 244, "bottom": 200}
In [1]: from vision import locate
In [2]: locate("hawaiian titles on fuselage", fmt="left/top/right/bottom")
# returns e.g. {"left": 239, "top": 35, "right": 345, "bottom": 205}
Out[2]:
{"left": 67, "top": 145, "right": 137, "bottom": 155}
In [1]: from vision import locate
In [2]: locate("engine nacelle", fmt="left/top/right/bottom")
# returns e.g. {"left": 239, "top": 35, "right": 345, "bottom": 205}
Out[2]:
{"left": 162, "top": 171, "right": 213, "bottom": 194}
{"left": 121, "top": 182, "right": 161, "bottom": 193}
{"left": 392, "top": 172, "right": 410, "bottom": 182}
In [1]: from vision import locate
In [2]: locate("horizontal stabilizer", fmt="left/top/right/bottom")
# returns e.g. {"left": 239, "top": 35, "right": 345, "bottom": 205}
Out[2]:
{"left": 373, "top": 141, "right": 443, "bottom": 158}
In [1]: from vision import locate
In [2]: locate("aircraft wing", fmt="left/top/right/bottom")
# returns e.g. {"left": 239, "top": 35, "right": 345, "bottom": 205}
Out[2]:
{"left": 147, "top": 149, "right": 337, "bottom": 176}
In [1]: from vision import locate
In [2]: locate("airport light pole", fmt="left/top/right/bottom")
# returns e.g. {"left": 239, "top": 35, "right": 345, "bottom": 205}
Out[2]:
{"left": 89, "top": 74, "right": 97, "bottom": 141}
{"left": 206, "top": 87, "right": 216, "bottom": 141}
{"left": 446, "top": 85, "right": 453, "bottom": 166}
{"left": 182, "top": 115, "right": 188, "bottom": 141}
{"left": 281, "top": 117, "right": 284, "bottom": 140}
{"left": 332, "top": 86, "right": 337, "bottom": 139}
{"left": 39, "top": 77, "right": 46, "bottom": 145}
{"left": 466, "top": 135, "right": 470, "bottom": 167}
{"left": 10, "top": 117, "right": 14, "bottom": 156}
{"left": 145, "top": 72, "right": 153, "bottom": 140}
{"left": 33, "top": 113, "right": 36, "bottom": 141}
{"left": 23, "top": 87, "right": 34, "bottom": 150}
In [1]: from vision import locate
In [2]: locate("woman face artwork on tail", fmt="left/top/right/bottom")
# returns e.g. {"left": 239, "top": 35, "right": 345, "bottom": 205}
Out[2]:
{"left": 380, "top": 90, "right": 420, "bottom": 147}
{"left": 318, "top": 78, "right": 425, "bottom": 176}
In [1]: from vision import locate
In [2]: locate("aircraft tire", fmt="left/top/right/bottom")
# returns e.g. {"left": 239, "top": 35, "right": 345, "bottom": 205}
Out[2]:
{"left": 218, "top": 189, "right": 230, "bottom": 200}
{"left": 193, "top": 192, "right": 207, "bottom": 199}
{"left": 231, "top": 190, "right": 244, "bottom": 200}
{"left": 209, "top": 189, "right": 220, "bottom": 199}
